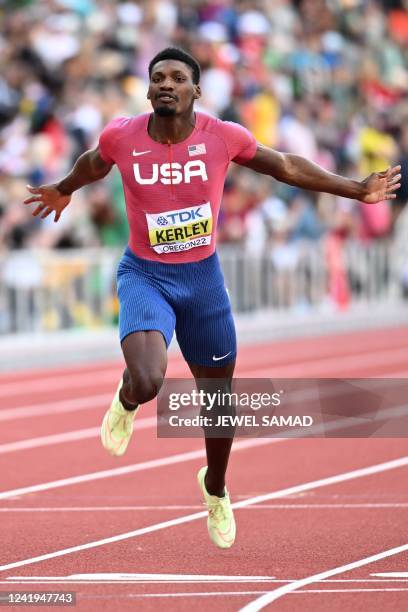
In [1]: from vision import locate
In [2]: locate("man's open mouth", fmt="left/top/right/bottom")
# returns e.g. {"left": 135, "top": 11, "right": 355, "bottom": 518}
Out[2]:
{"left": 157, "top": 94, "right": 177, "bottom": 102}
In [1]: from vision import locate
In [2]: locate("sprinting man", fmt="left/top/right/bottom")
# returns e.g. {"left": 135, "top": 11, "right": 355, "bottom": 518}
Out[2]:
{"left": 24, "top": 47, "right": 401, "bottom": 549}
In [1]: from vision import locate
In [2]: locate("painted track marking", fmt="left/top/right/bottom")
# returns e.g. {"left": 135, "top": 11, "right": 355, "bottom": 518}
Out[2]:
{"left": 240, "top": 543, "right": 408, "bottom": 610}
{"left": 0, "top": 394, "right": 114, "bottom": 422}
{"left": 1, "top": 335, "right": 408, "bottom": 396}
{"left": 0, "top": 437, "right": 280, "bottom": 500}
{"left": 3, "top": 400, "right": 407, "bottom": 498}
{"left": 4, "top": 578, "right": 408, "bottom": 585}
{"left": 6, "top": 573, "right": 275, "bottom": 583}
{"left": 3, "top": 396, "right": 408, "bottom": 454}
{"left": 372, "top": 573, "right": 408, "bottom": 578}
{"left": 0, "top": 417, "right": 156, "bottom": 454}
{"left": 1, "top": 455, "right": 407, "bottom": 574}
{"left": 1, "top": 588, "right": 404, "bottom": 598}
{"left": 2, "top": 502, "right": 408, "bottom": 512}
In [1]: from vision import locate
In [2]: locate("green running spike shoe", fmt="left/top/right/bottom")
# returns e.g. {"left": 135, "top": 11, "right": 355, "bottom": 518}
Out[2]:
{"left": 197, "top": 466, "right": 236, "bottom": 549}
{"left": 101, "top": 380, "right": 139, "bottom": 457}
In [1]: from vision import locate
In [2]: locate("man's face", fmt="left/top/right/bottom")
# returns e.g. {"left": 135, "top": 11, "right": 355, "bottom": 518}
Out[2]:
{"left": 148, "top": 59, "right": 200, "bottom": 117}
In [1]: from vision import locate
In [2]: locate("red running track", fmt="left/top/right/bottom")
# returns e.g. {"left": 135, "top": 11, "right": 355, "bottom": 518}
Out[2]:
{"left": 1, "top": 326, "right": 408, "bottom": 611}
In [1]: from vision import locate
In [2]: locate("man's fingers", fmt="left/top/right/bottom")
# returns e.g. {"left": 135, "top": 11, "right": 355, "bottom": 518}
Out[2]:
{"left": 54, "top": 212, "right": 61, "bottom": 222}
{"left": 23, "top": 196, "right": 42, "bottom": 205}
{"left": 389, "top": 174, "right": 401, "bottom": 185}
{"left": 32, "top": 203, "right": 45, "bottom": 216}
{"left": 379, "top": 165, "right": 401, "bottom": 179}
{"left": 384, "top": 185, "right": 400, "bottom": 198}
{"left": 26, "top": 184, "right": 41, "bottom": 194}
{"left": 390, "top": 165, "right": 401, "bottom": 176}
{"left": 40, "top": 209, "right": 52, "bottom": 219}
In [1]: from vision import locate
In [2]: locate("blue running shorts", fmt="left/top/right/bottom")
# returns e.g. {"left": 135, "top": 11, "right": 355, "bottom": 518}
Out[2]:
{"left": 116, "top": 246, "right": 237, "bottom": 367}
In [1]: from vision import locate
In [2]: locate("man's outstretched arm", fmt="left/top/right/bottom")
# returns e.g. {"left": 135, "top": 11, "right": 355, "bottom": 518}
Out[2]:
{"left": 242, "top": 143, "right": 401, "bottom": 204}
{"left": 24, "top": 146, "right": 113, "bottom": 222}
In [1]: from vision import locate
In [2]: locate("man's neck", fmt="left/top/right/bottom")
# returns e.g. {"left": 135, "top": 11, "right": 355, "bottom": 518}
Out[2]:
{"left": 148, "top": 111, "right": 196, "bottom": 144}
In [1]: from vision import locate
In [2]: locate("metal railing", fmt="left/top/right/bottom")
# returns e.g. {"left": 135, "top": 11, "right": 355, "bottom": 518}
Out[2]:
{"left": 0, "top": 240, "right": 402, "bottom": 334}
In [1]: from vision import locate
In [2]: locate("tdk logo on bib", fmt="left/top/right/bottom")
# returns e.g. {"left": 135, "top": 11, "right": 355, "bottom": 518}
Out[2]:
{"left": 134, "top": 161, "right": 208, "bottom": 185}
{"left": 167, "top": 208, "right": 203, "bottom": 223}
{"left": 146, "top": 203, "right": 212, "bottom": 254}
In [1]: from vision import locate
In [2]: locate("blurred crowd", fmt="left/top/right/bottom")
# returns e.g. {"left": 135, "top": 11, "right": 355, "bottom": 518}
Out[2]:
{"left": 1, "top": 0, "right": 408, "bottom": 265}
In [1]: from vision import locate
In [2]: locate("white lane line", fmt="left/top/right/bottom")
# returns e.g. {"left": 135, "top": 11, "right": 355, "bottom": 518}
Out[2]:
{"left": 0, "top": 506, "right": 204, "bottom": 512}
{"left": 372, "top": 573, "right": 408, "bottom": 578}
{"left": 1, "top": 338, "right": 407, "bottom": 396}
{"left": 4, "top": 579, "right": 408, "bottom": 585}
{"left": 240, "top": 543, "right": 408, "bottom": 610}
{"left": 0, "top": 394, "right": 113, "bottom": 422}
{"left": 13, "top": 588, "right": 406, "bottom": 598}
{"left": 2, "top": 345, "right": 407, "bottom": 419}
{"left": 0, "top": 504, "right": 202, "bottom": 512}
{"left": 1, "top": 400, "right": 407, "bottom": 495}
{"left": 0, "top": 589, "right": 270, "bottom": 597}
{"left": 0, "top": 345, "right": 379, "bottom": 394}
{"left": 2, "top": 362, "right": 407, "bottom": 432}
{"left": 246, "top": 346, "right": 408, "bottom": 378}
{"left": 4, "top": 388, "right": 408, "bottom": 454}
{"left": 290, "top": 588, "right": 408, "bottom": 594}
{"left": 0, "top": 455, "right": 407, "bottom": 573}
{"left": 3, "top": 502, "right": 408, "bottom": 512}
{"left": 0, "top": 369, "right": 120, "bottom": 398}
{"left": 0, "top": 427, "right": 103, "bottom": 454}
{"left": 0, "top": 416, "right": 156, "bottom": 454}
{"left": 0, "top": 437, "right": 279, "bottom": 500}
{"left": 0, "top": 362, "right": 189, "bottom": 399}
{"left": 249, "top": 503, "right": 408, "bottom": 509}
{"left": 7, "top": 573, "right": 275, "bottom": 583}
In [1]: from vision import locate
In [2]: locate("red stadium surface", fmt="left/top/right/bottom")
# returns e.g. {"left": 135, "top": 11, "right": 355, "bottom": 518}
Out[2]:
{"left": 1, "top": 326, "right": 408, "bottom": 611}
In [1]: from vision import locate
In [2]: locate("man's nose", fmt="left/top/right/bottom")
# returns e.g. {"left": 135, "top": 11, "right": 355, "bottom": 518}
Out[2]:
{"left": 160, "top": 77, "right": 174, "bottom": 90}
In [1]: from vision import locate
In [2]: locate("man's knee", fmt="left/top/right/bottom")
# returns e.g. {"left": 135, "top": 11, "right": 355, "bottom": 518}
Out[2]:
{"left": 123, "top": 367, "right": 164, "bottom": 404}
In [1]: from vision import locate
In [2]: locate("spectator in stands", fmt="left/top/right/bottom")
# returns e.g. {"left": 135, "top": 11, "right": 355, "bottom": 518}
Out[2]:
{"left": 0, "top": 0, "right": 405, "bottom": 253}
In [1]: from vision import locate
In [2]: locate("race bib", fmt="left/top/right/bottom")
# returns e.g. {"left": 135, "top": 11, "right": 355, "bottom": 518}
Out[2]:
{"left": 146, "top": 203, "right": 212, "bottom": 254}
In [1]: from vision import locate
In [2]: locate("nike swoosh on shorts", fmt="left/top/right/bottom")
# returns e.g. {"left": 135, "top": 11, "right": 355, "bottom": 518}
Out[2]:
{"left": 212, "top": 352, "right": 231, "bottom": 361}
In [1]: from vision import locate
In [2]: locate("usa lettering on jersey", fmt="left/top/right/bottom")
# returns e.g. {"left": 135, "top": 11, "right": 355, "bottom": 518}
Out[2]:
{"left": 134, "top": 160, "right": 208, "bottom": 185}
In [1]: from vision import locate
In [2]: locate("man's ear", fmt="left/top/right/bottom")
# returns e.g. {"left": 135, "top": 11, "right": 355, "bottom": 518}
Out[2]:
{"left": 193, "top": 85, "right": 201, "bottom": 100}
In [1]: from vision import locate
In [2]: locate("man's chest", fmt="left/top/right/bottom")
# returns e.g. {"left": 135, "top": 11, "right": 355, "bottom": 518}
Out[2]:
{"left": 114, "top": 137, "right": 227, "bottom": 192}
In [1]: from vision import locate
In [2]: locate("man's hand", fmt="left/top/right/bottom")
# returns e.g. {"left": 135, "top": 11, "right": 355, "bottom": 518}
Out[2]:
{"left": 23, "top": 184, "right": 71, "bottom": 222}
{"left": 360, "top": 165, "right": 401, "bottom": 204}
{"left": 243, "top": 145, "right": 403, "bottom": 202}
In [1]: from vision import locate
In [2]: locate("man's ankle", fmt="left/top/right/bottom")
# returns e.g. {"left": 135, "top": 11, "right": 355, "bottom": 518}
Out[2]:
{"left": 119, "top": 388, "right": 139, "bottom": 412}
{"left": 205, "top": 474, "right": 225, "bottom": 498}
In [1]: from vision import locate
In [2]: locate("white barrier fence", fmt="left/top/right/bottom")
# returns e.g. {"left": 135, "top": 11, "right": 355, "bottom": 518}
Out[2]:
{"left": 0, "top": 240, "right": 403, "bottom": 335}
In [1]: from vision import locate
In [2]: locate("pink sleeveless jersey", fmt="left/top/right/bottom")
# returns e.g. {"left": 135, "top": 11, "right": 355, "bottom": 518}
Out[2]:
{"left": 98, "top": 112, "right": 257, "bottom": 263}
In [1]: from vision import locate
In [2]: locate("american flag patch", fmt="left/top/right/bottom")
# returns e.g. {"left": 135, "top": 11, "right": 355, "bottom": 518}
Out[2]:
{"left": 188, "top": 143, "right": 206, "bottom": 156}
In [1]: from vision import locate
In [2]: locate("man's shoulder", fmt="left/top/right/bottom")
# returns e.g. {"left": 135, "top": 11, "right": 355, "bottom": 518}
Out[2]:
{"left": 196, "top": 112, "right": 231, "bottom": 148}
{"left": 196, "top": 112, "right": 250, "bottom": 139}
{"left": 100, "top": 114, "right": 150, "bottom": 157}
{"left": 104, "top": 114, "right": 148, "bottom": 134}
{"left": 106, "top": 113, "right": 148, "bottom": 130}
{"left": 196, "top": 110, "right": 221, "bottom": 132}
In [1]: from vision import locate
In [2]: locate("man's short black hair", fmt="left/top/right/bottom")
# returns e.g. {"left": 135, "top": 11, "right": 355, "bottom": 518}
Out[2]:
{"left": 148, "top": 47, "right": 201, "bottom": 84}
